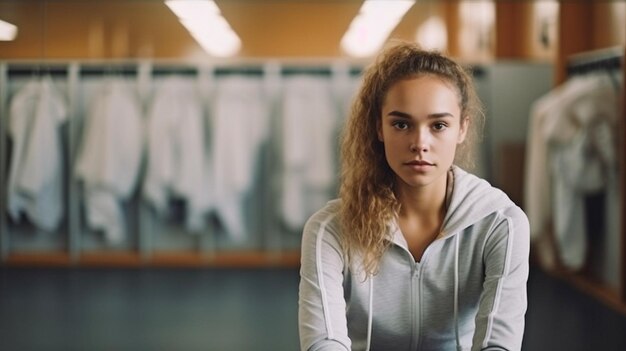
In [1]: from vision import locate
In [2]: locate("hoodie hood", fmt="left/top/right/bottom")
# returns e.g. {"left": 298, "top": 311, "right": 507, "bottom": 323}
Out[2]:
{"left": 441, "top": 166, "right": 515, "bottom": 238}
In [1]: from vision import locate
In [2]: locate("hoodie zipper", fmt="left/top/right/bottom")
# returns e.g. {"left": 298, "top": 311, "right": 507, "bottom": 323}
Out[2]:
{"left": 410, "top": 242, "right": 437, "bottom": 350}
{"left": 394, "top": 229, "right": 446, "bottom": 350}
{"left": 410, "top": 260, "right": 419, "bottom": 350}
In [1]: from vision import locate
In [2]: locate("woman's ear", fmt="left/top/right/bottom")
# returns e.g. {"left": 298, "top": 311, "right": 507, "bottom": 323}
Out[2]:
{"left": 457, "top": 117, "right": 469, "bottom": 143}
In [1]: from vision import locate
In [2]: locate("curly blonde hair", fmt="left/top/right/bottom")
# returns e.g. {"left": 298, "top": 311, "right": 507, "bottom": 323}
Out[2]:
{"left": 339, "top": 41, "right": 484, "bottom": 275}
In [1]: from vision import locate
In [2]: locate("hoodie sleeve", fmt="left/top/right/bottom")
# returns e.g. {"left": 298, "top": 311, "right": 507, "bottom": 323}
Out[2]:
{"left": 299, "top": 208, "right": 351, "bottom": 351}
{"left": 472, "top": 206, "right": 530, "bottom": 351}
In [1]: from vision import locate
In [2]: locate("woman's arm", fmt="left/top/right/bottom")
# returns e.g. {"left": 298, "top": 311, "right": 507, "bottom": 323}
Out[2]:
{"left": 299, "top": 211, "right": 352, "bottom": 351}
{"left": 472, "top": 206, "right": 530, "bottom": 351}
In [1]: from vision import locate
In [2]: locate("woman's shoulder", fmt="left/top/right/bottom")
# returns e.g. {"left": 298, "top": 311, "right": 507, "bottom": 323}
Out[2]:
{"left": 499, "top": 205, "right": 530, "bottom": 238}
{"left": 301, "top": 199, "right": 345, "bottom": 257}
{"left": 304, "top": 199, "right": 342, "bottom": 233}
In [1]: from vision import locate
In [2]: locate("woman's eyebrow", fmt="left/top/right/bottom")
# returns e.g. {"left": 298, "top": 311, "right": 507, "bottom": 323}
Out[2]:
{"left": 386, "top": 111, "right": 454, "bottom": 119}
{"left": 427, "top": 112, "right": 455, "bottom": 119}
{"left": 386, "top": 110, "right": 412, "bottom": 119}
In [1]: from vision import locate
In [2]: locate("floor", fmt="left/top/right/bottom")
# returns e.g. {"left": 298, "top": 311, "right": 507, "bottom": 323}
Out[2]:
{"left": 1, "top": 266, "right": 625, "bottom": 351}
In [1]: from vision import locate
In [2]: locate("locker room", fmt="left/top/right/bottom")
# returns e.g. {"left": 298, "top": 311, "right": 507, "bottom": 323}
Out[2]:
{"left": 0, "top": 1, "right": 624, "bottom": 350}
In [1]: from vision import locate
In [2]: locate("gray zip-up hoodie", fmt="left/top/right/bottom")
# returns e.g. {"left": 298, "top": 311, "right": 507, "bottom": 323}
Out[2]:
{"left": 299, "top": 166, "right": 529, "bottom": 351}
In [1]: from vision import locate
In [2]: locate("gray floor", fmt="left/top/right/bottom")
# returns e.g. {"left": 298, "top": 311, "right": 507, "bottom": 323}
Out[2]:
{"left": 1, "top": 266, "right": 625, "bottom": 351}
{"left": 0, "top": 267, "right": 300, "bottom": 351}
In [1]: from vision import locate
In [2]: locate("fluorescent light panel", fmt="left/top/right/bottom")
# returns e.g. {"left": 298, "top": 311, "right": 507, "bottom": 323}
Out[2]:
{"left": 0, "top": 19, "right": 18, "bottom": 41}
{"left": 416, "top": 16, "right": 447, "bottom": 51}
{"left": 165, "top": 0, "right": 240, "bottom": 57}
{"left": 341, "top": 0, "right": 415, "bottom": 57}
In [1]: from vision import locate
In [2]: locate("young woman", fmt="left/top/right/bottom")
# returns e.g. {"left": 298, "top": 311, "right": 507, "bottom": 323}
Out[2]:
{"left": 298, "top": 41, "right": 529, "bottom": 351}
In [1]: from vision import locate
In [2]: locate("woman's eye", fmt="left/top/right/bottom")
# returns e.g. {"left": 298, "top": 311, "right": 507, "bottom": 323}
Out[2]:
{"left": 392, "top": 121, "right": 409, "bottom": 130}
{"left": 433, "top": 122, "right": 447, "bottom": 131}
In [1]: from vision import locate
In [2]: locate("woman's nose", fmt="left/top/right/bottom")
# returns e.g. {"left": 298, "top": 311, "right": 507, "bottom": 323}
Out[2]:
{"left": 409, "top": 129, "right": 429, "bottom": 153}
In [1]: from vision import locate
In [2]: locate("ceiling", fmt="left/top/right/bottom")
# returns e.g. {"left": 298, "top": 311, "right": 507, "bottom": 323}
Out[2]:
{"left": 0, "top": 0, "right": 442, "bottom": 61}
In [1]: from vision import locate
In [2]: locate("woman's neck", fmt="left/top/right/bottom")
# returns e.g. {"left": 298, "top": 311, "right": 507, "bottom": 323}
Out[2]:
{"left": 395, "top": 176, "right": 448, "bottom": 222}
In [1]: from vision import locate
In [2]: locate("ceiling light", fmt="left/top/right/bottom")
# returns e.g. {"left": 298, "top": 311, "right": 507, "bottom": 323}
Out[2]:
{"left": 165, "top": 0, "right": 240, "bottom": 57}
{"left": 416, "top": 16, "right": 447, "bottom": 51}
{"left": 166, "top": 0, "right": 220, "bottom": 18}
{"left": 0, "top": 19, "right": 18, "bottom": 41}
{"left": 341, "top": 0, "right": 415, "bottom": 58}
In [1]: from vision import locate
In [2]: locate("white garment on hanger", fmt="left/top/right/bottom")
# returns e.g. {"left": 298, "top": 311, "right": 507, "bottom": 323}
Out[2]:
{"left": 550, "top": 125, "right": 609, "bottom": 270}
{"left": 7, "top": 77, "right": 68, "bottom": 232}
{"left": 211, "top": 76, "right": 269, "bottom": 239}
{"left": 143, "top": 76, "right": 211, "bottom": 232}
{"left": 280, "top": 76, "right": 338, "bottom": 230}
{"left": 75, "top": 78, "right": 143, "bottom": 243}
{"left": 524, "top": 76, "right": 587, "bottom": 244}
{"left": 339, "top": 74, "right": 363, "bottom": 122}
{"left": 529, "top": 73, "right": 619, "bottom": 270}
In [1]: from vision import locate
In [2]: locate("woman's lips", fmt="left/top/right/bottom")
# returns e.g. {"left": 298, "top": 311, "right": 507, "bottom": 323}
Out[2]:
{"left": 405, "top": 160, "right": 434, "bottom": 166}
{"left": 404, "top": 160, "right": 434, "bottom": 172}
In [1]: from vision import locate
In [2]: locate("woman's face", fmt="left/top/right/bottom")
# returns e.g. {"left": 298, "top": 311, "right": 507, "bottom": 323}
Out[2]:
{"left": 378, "top": 75, "right": 468, "bottom": 189}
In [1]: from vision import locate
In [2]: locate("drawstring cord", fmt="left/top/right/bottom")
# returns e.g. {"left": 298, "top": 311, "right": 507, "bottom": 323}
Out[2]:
{"left": 366, "top": 275, "right": 373, "bottom": 351}
{"left": 454, "top": 234, "right": 461, "bottom": 351}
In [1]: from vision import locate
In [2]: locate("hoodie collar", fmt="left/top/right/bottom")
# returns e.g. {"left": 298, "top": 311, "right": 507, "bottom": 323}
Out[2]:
{"left": 389, "top": 166, "right": 514, "bottom": 246}
{"left": 440, "top": 166, "right": 514, "bottom": 237}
